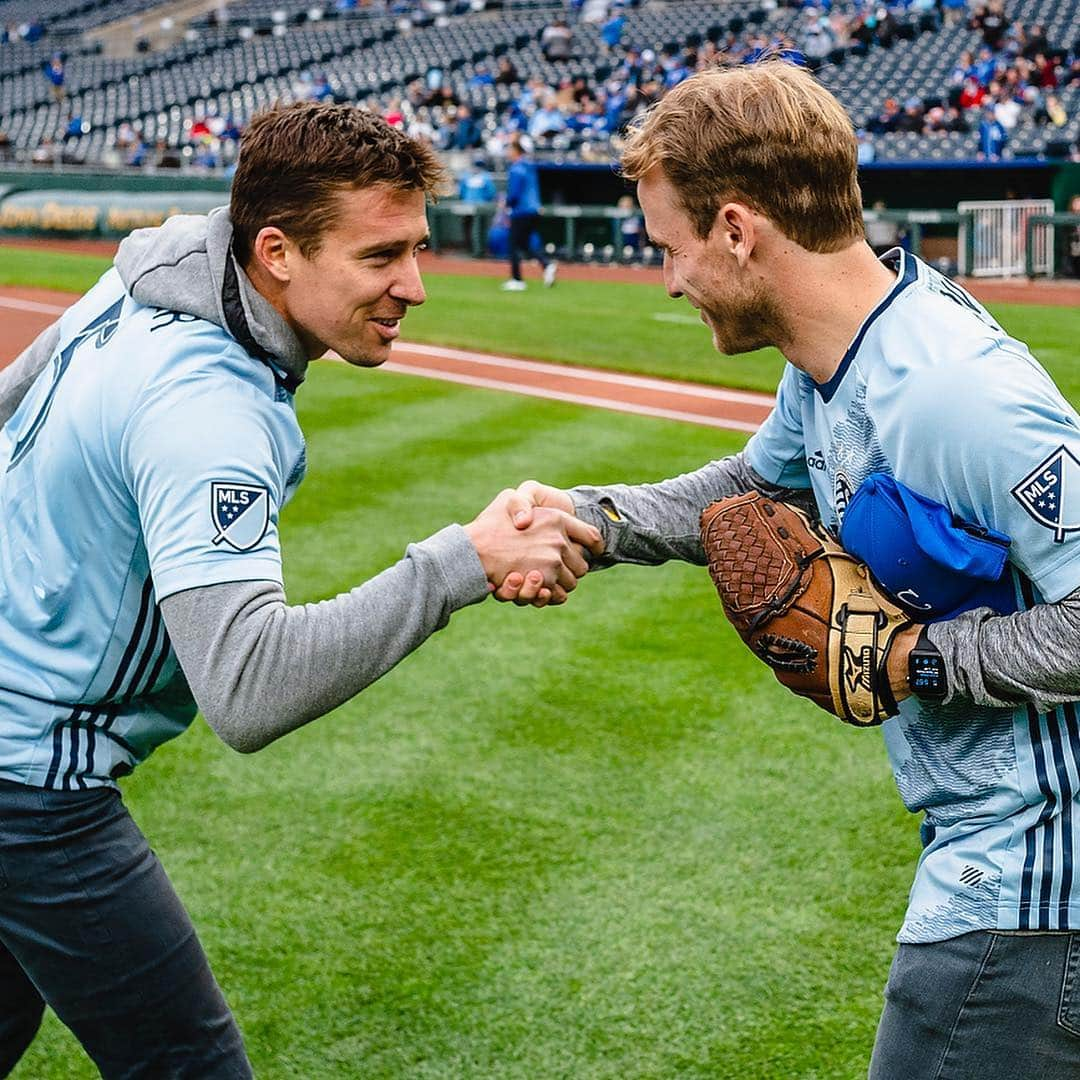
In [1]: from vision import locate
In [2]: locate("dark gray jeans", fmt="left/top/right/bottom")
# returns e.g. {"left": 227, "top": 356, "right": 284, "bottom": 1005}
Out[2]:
{"left": 0, "top": 779, "right": 252, "bottom": 1078}
{"left": 869, "top": 929, "right": 1080, "bottom": 1079}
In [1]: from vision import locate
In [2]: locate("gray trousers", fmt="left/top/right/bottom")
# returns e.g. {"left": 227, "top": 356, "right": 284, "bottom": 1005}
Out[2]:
{"left": 869, "top": 930, "right": 1080, "bottom": 1079}
{"left": 0, "top": 779, "right": 252, "bottom": 1078}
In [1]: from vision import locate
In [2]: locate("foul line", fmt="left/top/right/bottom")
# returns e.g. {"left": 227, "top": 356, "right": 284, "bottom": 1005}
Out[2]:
{"left": 0, "top": 296, "right": 68, "bottom": 316}
{"left": 397, "top": 341, "right": 776, "bottom": 407}
{"left": 381, "top": 360, "right": 763, "bottom": 432}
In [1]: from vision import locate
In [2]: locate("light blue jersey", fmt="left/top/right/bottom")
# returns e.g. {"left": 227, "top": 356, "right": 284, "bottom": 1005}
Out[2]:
{"left": 0, "top": 268, "right": 306, "bottom": 789}
{"left": 746, "top": 249, "right": 1080, "bottom": 942}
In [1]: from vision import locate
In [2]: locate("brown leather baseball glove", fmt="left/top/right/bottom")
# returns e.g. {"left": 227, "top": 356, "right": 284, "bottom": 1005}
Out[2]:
{"left": 700, "top": 491, "right": 912, "bottom": 726}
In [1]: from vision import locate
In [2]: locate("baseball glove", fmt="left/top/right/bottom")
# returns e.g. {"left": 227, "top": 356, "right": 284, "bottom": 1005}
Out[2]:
{"left": 700, "top": 492, "right": 912, "bottom": 726}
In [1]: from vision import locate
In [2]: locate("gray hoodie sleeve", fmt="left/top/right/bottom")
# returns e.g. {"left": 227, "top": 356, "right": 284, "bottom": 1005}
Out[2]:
{"left": 928, "top": 589, "right": 1080, "bottom": 714}
{"left": 159, "top": 523, "right": 489, "bottom": 752}
{"left": 569, "top": 450, "right": 813, "bottom": 568}
{"left": 0, "top": 320, "right": 60, "bottom": 429}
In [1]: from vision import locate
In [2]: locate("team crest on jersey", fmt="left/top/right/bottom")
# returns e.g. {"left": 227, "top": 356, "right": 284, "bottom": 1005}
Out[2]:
{"left": 1011, "top": 446, "right": 1080, "bottom": 543}
{"left": 210, "top": 482, "right": 270, "bottom": 551}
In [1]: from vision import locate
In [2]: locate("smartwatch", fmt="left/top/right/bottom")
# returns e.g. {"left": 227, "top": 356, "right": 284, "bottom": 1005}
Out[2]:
{"left": 908, "top": 625, "right": 947, "bottom": 700}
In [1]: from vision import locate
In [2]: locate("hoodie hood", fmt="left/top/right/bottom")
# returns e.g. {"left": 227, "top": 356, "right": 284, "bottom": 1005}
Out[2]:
{"left": 114, "top": 206, "right": 308, "bottom": 391}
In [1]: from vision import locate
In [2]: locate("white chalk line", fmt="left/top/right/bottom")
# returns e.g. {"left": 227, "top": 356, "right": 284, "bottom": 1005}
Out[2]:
{"left": 380, "top": 361, "right": 763, "bottom": 432}
{"left": 0, "top": 295, "right": 68, "bottom": 316}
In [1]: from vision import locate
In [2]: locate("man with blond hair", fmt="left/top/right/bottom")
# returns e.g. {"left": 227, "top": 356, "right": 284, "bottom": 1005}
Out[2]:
{"left": 0, "top": 102, "right": 598, "bottom": 1075}
{"left": 502, "top": 62, "right": 1080, "bottom": 1077}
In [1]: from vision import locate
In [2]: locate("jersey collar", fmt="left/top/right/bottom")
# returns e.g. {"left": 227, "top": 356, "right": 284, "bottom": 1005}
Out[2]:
{"left": 815, "top": 247, "right": 919, "bottom": 403}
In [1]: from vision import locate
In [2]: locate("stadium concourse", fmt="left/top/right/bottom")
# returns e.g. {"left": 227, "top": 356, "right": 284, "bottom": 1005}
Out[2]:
{"left": 1, "top": 238, "right": 1077, "bottom": 435}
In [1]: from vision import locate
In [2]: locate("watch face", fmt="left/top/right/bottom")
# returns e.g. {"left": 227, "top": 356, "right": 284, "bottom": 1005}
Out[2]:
{"left": 910, "top": 653, "right": 946, "bottom": 696}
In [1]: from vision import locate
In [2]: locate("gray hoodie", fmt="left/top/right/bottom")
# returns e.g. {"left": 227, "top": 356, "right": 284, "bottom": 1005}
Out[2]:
{"left": 1, "top": 209, "right": 490, "bottom": 752}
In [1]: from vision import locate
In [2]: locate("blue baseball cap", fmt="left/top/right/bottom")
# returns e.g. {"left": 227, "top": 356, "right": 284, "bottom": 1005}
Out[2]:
{"left": 840, "top": 473, "right": 1014, "bottom": 620}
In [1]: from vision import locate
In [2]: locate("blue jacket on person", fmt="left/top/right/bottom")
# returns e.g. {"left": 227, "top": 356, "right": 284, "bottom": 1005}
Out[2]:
{"left": 505, "top": 158, "right": 541, "bottom": 218}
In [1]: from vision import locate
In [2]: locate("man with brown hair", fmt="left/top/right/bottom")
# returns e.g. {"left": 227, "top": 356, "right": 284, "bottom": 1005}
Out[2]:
{"left": 503, "top": 62, "right": 1080, "bottom": 1077}
{"left": 0, "top": 102, "right": 599, "bottom": 1076}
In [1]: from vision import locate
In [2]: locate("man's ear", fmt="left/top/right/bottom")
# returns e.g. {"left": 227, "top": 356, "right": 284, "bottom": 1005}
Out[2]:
{"left": 716, "top": 203, "right": 757, "bottom": 269}
{"left": 250, "top": 226, "right": 292, "bottom": 284}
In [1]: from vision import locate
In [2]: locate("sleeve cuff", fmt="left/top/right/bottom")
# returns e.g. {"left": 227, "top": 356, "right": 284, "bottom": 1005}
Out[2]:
{"left": 409, "top": 523, "right": 490, "bottom": 610}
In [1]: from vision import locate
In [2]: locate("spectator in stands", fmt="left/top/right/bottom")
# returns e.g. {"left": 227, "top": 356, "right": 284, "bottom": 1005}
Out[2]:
{"left": 1035, "top": 92, "right": 1068, "bottom": 127}
{"left": 540, "top": 17, "right": 573, "bottom": 62}
{"left": 800, "top": 9, "right": 835, "bottom": 68}
{"left": 971, "top": 0, "right": 1007, "bottom": 49}
{"left": 1023, "top": 23, "right": 1050, "bottom": 61}
{"left": 944, "top": 105, "right": 970, "bottom": 133}
{"left": 978, "top": 104, "right": 1007, "bottom": 159}
{"left": 1033, "top": 52, "right": 1058, "bottom": 89}
{"left": 501, "top": 135, "right": 556, "bottom": 291}
{"left": 529, "top": 96, "right": 567, "bottom": 142}
{"left": 949, "top": 50, "right": 977, "bottom": 89}
{"left": 42, "top": 54, "right": 66, "bottom": 104}
{"left": 959, "top": 76, "right": 987, "bottom": 110}
{"left": 856, "top": 128, "right": 876, "bottom": 164}
{"left": 973, "top": 45, "right": 998, "bottom": 87}
{"left": 895, "top": 97, "right": 926, "bottom": 133}
{"left": 495, "top": 56, "right": 519, "bottom": 87}
{"left": 31, "top": 137, "right": 56, "bottom": 165}
{"left": 992, "top": 85, "right": 1022, "bottom": 130}
{"left": 469, "top": 64, "right": 494, "bottom": 89}
{"left": 867, "top": 97, "right": 901, "bottom": 133}
{"left": 600, "top": 5, "right": 625, "bottom": 53}
{"left": 922, "top": 105, "right": 951, "bottom": 135}
{"left": 446, "top": 104, "right": 482, "bottom": 150}
{"left": 154, "top": 139, "right": 183, "bottom": 169}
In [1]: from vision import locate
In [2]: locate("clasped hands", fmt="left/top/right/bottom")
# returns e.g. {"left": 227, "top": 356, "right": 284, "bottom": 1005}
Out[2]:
{"left": 464, "top": 481, "right": 598, "bottom": 607}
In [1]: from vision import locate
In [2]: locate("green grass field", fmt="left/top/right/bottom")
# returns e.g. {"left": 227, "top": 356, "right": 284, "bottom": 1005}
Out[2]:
{"left": 1, "top": 245, "right": 1077, "bottom": 1078}
{"left": 5, "top": 244, "right": 1079, "bottom": 398}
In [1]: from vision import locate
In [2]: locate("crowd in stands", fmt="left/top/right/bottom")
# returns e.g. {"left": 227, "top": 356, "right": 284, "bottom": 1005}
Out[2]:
{"left": 6, "top": 0, "right": 1080, "bottom": 170}
{"left": 860, "top": 2, "right": 1080, "bottom": 158}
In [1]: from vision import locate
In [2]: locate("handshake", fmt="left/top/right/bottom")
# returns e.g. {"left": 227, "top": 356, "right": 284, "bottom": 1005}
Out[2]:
{"left": 464, "top": 480, "right": 599, "bottom": 608}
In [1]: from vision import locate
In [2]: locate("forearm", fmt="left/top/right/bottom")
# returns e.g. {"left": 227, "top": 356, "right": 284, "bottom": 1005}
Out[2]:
{"left": 0, "top": 321, "right": 60, "bottom": 429}
{"left": 161, "top": 525, "right": 489, "bottom": 752}
{"left": 929, "top": 587, "right": 1080, "bottom": 713}
{"left": 569, "top": 450, "right": 812, "bottom": 567}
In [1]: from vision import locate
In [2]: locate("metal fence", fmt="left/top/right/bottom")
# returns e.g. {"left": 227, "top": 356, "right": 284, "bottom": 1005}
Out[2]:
{"left": 957, "top": 199, "right": 1055, "bottom": 278}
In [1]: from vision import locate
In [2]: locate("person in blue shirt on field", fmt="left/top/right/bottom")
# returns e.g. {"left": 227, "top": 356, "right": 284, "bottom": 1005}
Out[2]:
{"left": 502, "top": 62, "right": 1080, "bottom": 1080}
{"left": 501, "top": 134, "right": 557, "bottom": 291}
{"left": 0, "top": 102, "right": 598, "bottom": 1077}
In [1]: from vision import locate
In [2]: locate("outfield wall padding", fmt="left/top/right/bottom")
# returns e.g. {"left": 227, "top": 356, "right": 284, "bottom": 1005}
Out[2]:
{"left": 0, "top": 189, "right": 226, "bottom": 238}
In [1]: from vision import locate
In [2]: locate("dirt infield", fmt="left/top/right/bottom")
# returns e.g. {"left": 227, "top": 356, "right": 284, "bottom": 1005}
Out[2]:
{"left": 0, "top": 286, "right": 774, "bottom": 432}
{"left": 6, "top": 235, "right": 1080, "bottom": 304}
